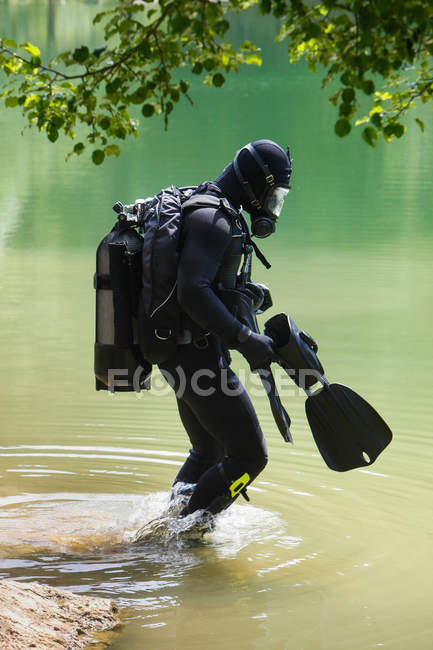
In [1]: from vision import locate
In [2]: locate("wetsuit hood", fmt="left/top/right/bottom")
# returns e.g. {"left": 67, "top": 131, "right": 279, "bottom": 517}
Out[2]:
{"left": 214, "top": 139, "right": 292, "bottom": 237}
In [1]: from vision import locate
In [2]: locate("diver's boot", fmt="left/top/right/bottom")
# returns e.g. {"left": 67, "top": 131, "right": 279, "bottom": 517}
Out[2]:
{"left": 186, "top": 510, "right": 216, "bottom": 537}
{"left": 165, "top": 481, "right": 197, "bottom": 516}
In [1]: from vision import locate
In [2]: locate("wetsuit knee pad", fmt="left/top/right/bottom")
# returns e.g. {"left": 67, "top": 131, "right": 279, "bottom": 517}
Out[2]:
{"left": 179, "top": 453, "right": 268, "bottom": 517}
{"left": 219, "top": 453, "right": 268, "bottom": 496}
{"left": 250, "top": 452, "right": 268, "bottom": 477}
{"left": 230, "top": 453, "right": 268, "bottom": 484}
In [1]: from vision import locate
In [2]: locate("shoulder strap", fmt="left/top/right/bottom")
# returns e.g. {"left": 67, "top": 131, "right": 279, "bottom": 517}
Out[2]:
{"left": 181, "top": 194, "right": 238, "bottom": 219}
{"left": 182, "top": 192, "right": 271, "bottom": 270}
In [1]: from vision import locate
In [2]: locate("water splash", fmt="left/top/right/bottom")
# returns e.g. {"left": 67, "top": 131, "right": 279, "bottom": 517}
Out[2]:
{"left": 0, "top": 491, "right": 287, "bottom": 558}
{"left": 129, "top": 510, "right": 216, "bottom": 546}
{"left": 125, "top": 482, "right": 216, "bottom": 546}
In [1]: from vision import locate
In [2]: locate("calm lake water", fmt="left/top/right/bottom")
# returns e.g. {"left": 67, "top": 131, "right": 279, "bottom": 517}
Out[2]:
{"left": 1, "top": 2, "right": 432, "bottom": 649}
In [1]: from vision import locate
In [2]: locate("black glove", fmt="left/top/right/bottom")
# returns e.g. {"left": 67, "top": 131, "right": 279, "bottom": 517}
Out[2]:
{"left": 236, "top": 327, "right": 278, "bottom": 371}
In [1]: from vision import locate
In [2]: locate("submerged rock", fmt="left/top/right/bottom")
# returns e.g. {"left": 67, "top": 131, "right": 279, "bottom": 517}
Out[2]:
{"left": 0, "top": 579, "right": 121, "bottom": 649}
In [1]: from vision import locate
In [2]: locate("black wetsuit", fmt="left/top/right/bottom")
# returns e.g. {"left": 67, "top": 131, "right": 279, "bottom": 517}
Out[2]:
{"left": 158, "top": 184, "right": 268, "bottom": 514}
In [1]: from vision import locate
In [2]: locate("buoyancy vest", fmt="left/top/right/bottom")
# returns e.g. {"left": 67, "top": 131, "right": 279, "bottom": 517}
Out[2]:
{"left": 94, "top": 183, "right": 251, "bottom": 391}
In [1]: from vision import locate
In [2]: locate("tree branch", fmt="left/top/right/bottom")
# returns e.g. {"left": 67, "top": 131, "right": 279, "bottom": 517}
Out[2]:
{"left": 0, "top": 5, "right": 170, "bottom": 83}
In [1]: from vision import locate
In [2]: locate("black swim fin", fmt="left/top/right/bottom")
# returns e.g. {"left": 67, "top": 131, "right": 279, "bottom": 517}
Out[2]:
{"left": 258, "top": 367, "right": 293, "bottom": 444}
{"left": 305, "top": 382, "right": 393, "bottom": 471}
{"left": 264, "top": 312, "right": 393, "bottom": 471}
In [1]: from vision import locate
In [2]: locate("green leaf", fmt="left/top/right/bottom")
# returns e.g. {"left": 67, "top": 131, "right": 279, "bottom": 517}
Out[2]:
{"left": 334, "top": 118, "right": 351, "bottom": 137}
{"left": 156, "top": 68, "right": 171, "bottom": 83}
{"left": 415, "top": 118, "right": 425, "bottom": 132}
{"left": 203, "top": 58, "right": 216, "bottom": 72}
{"left": 362, "top": 127, "right": 378, "bottom": 147}
{"left": 99, "top": 117, "right": 111, "bottom": 130}
{"left": 130, "top": 87, "right": 149, "bottom": 104}
{"left": 245, "top": 54, "right": 262, "bottom": 66}
{"left": 73, "top": 142, "right": 85, "bottom": 155}
{"left": 259, "top": 0, "right": 272, "bottom": 14}
{"left": 23, "top": 42, "right": 40, "bottom": 58}
{"left": 305, "top": 22, "right": 321, "bottom": 39}
{"left": 241, "top": 41, "right": 257, "bottom": 52}
{"left": 104, "top": 144, "right": 121, "bottom": 157}
{"left": 362, "top": 80, "right": 375, "bottom": 95}
{"left": 329, "top": 89, "right": 342, "bottom": 106}
{"left": 170, "top": 88, "right": 180, "bottom": 103}
{"left": 203, "top": 74, "right": 212, "bottom": 88}
{"left": 358, "top": 7, "right": 377, "bottom": 30}
{"left": 340, "top": 71, "right": 352, "bottom": 86}
{"left": 5, "top": 96, "right": 18, "bottom": 107}
{"left": 138, "top": 40, "right": 151, "bottom": 58}
{"left": 383, "top": 123, "right": 406, "bottom": 139}
{"left": 214, "top": 19, "right": 230, "bottom": 36}
{"left": 93, "top": 11, "right": 106, "bottom": 25}
{"left": 339, "top": 102, "right": 353, "bottom": 117}
{"left": 191, "top": 62, "right": 203, "bottom": 75}
{"left": 118, "top": 19, "right": 134, "bottom": 34}
{"left": 105, "top": 79, "right": 122, "bottom": 95}
{"left": 115, "top": 126, "right": 127, "bottom": 139}
{"left": 2, "top": 38, "right": 17, "bottom": 48}
{"left": 342, "top": 88, "right": 355, "bottom": 103}
{"left": 51, "top": 115, "right": 64, "bottom": 129}
{"left": 93, "top": 47, "right": 106, "bottom": 58}
{"left": 171, "top": 14, "right": 190, "bottom": 34}
{"left": 192, "top": 20, "right": 204, "bottom": 37}
{"left": 141, "top": 103, "right": 154, "bottom": 117}
{"left": 60, "top": 81, "right": 76, "bottom": 90}
{"left": 212, "top": 73, "right": 225, "bottom": 88}
{"left": 371, "top": 113, "right": 382, "bottom": 129}
{"left": 180, "top": 80, "right": 190, "bottom": 93}
{"left": 47, "top": 127, "right": 59, "bottom": 143}
{"left": 72, "top": 46, "right": 89, "bottom": 64}
{"left": 92, "top": 149, "right": 105, "bottom": 165}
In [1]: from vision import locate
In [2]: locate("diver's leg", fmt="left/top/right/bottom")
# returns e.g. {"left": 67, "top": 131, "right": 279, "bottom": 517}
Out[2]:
{"left": 159, "top": 340, "right": 267, "bottom": 515}
{"left": 180, "top": 366, "right": 267, "bottom": 515}
{"left": 173, "top": 397, "right": 224, "bottom": 485}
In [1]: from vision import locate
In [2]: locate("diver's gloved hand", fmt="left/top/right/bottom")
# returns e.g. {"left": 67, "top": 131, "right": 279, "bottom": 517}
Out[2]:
{"left": 236, "top": 325, "right": 278, "bottom": 371}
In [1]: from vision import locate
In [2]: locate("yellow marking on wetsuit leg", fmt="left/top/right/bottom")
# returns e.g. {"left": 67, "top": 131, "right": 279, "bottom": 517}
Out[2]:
{"left": 229, "top": 472, "right": 251, "bottom": 498}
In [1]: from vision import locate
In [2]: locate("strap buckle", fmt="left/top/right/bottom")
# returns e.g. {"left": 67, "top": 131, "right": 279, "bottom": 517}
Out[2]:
{"left": 155, "top": 328, "right": 172, "bottom": 341}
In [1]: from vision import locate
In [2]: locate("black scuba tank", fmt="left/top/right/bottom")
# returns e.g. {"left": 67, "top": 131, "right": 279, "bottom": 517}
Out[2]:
{"left": 94, "top": 221, "right": 151, "bottom": 392}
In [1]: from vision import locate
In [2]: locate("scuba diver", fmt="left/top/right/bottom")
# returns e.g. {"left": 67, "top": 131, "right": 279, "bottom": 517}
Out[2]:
{"left": 95, "top": 138, "right": 393, "bottom": 540}
{"left": 156, "top": 139, "right": 292, "bottom": 521}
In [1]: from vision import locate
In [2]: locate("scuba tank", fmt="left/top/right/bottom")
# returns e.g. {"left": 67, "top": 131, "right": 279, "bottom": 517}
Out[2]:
{"left": 94, "top": 201, "right": 151, "bottom": 392}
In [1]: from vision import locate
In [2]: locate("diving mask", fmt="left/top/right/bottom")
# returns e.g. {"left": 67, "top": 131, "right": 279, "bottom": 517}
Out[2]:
{"left": 264, "top": 186, "right": 289, "bottom": 219}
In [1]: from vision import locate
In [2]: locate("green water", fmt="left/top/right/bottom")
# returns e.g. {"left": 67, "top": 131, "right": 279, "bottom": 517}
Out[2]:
{"left": 1, "top": 2, "right": 433, "bottom": 649}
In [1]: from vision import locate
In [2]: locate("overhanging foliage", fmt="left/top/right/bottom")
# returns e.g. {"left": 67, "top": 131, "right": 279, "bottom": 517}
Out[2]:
{"left": 1, "top": 0, "right": 432, "bottom": 163}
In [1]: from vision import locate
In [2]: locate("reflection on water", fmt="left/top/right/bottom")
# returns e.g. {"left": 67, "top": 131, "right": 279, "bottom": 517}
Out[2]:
{"left": 1, "top": 1, "right": 433, "bottom": 649}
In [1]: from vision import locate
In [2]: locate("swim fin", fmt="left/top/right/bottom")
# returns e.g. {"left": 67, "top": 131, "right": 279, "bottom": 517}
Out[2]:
{"left": 305, "top": 382, "right": 393, "bottom": 471}
{"left": 264, "top": 312, "right": 393, "bottom": 471}
{"left": 258, "top": 367, "right": 293, "bottom": 444}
